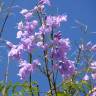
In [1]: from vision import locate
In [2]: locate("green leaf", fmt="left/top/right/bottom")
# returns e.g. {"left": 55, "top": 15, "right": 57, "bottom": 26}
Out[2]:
{"left": 12, "top": 81, "right": 39, "bottom": 96}
{"left": 2, "top": 81, "right": 12, "bottom": 96}
{"left": 57, "top": 92, "right": 71, "bottom": 96}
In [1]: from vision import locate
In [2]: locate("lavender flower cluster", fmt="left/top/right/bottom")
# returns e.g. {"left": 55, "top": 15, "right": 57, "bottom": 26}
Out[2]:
{"left": 6, "top": 0, "right": 75, "bottom": 80}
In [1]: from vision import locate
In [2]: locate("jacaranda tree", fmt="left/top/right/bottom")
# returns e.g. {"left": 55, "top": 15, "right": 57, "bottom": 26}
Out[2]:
{"left": 0, "top": 0, "right": 96, "bottom": 96}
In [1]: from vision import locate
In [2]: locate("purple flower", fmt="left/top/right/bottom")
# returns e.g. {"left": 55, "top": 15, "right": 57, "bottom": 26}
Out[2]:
{"left": 24, "top": 21, "right": 38, "bottom": 34}
{"left": 91, "top": 44, "right": 96, "bottom": 51}
{"left": 81, "top": 42, "right": 96, "bottom": 51}
{"left": 18, "top": 60, "right": 34, "bottom": 80}
{"left": 24, "top": 12, "right": 32, "bottom": 19}
{"left": 46, "top": 15, "right": 67, "bottom": 28}
{"left": 51, "top": 38, "right": 70, "bottom": 60}
{"left": 18, "top": 59, "right": 40, "bottom": 80}
{"left": 25, "top": 22, "right": 34, "bottom": 33}
{"left": 32, "top": 20, "right": 38, "bottom": 27}
{"left": 39, "top": 24, "right": 52, "bottom": 34}
{"left": 54, "top": 32, "right": 62, "bottom": 40}
{"left": 86, "top": 41, "right": 92, "bottom": 50}
{"left": 21, "top": 36, "right": 35, "bottom": 52}
{"left": 90, "top": 91, "right": 96, "bottom": 96}
{"left": 17, "top": 21, "right": 24, "bottom": 30}
{"left": 6, "top": 41, "right": 24, "bottom": 59}
{"left": 17, "top": 31, "right": 23, "bottom": 38}
{"left": 33, "top": 59, "right": 41, "bottom": 66}
{"left": 58, "top": 59, "right": 75, "bottom": 79}
{"left": 6, "top": 1, "right": 74, "bottom": 82}
{"left": 36, "top": 41, "right": 43, "bottom": 47}
{"left": 39, "top": 15, "right": 67, "bottom": 34}
{"left": 20, "top": 9, "right": 32, "bottom": 19}
{"left": 39, "top": 0, "right": 51, "bottom": 6}
{"left": 20, "top": 9, "right": 28, "bottom": 15}
{"left": 89, "top": 87, "right": 96, "bottom": 96}
{"left": 90, "top": 61, "right": 96, "bottom": 80}
{"left": 58, "top": 38, "right": 70, "bottom": 52}
{"left": 90, "top": 61, "right": 96, "bottom": 70}
{"left": 82, "top": 74, "right": 89, "bottom": 81}
{"left": 35, "top": 32, "right": 43, "bottom": 41}
{"left": 8, "top": 44, "right": 24, "bottom": 59}
{"left": 8, "top": 47, "right": 20, "bottom": 59}
{"left": 91, "top": 73, "right": 96, "bottom": 80}
{"left": 34, "top": 5, "right": 45, "bottom": 12}
{"left": 6, "top": 41, "right": 16, "bottom": 49}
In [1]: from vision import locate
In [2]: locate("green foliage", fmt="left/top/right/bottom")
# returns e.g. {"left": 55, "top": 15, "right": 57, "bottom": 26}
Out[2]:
{"left": 57, "top": 92, "right": 71, "bottom": 96}
{"left": 0, "top": 81, "right": 12, "bottom": 96}
{"left": 60, "top": 80, "right": 92, "bottom": 96}
{"left": 0, "top": 81, "right": 39, "bottom": 96}
{"left": 12, "top": 81, "right": 39, "bottom": 96}
{"left": 0, "top": 78, "right": 93, "bottom": 96}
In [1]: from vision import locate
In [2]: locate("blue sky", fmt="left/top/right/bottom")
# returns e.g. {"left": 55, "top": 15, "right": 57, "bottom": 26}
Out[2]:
{"left": 0, "top": 0, "right": 96, "bottom": 95}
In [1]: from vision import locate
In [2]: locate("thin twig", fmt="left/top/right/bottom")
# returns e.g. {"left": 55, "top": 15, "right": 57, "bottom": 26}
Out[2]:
{"left": 29, "top": 53, "right": 34, "bottom": 96}
{"left": 4, "top": 52, "right": 10, "bottom": 84}
{"left": 36, "top": 7, "right": 53, "bottom": 95}
{"left": 0, "top": 0, "right": 15, "bottom": 38}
